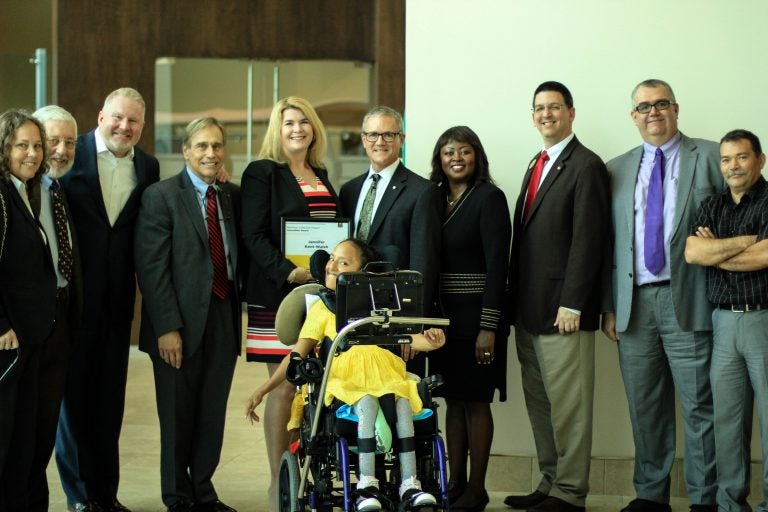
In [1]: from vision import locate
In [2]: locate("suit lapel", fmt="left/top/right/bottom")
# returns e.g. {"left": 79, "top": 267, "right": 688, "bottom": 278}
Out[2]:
{"left": 279, "top": 165, "right": 308, "bottom": 212}
{"left": 368, "top": 164, "right": 406, "bottom": 239}
{"left": 178, "top": 170, "right": 208, "bottom": 246}
{"left": 83, "top": 132, "right": 111, "bottom": 225}
{"left": 618, "top": 147, "right": 643, "bottom": 237}
{"left": 219, "top": 185, "right": 238, "bottom": 268}
{"left": 343, "top": 172, "right": 366, "bottom": 219}
{"left": 523, "top": 138, "right": 578, "bottom": 226}
{"left": 672, "top": 135, "right": 697, "bottom": 237}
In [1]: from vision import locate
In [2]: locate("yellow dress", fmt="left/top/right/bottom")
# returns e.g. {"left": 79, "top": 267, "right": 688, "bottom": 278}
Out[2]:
{"left": 298, "top": 301, "right": 423, "bottom": 413}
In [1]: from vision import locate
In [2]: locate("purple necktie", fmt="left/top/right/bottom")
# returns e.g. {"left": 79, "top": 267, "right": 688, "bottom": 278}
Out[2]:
{"left": 644, "top": 147, "right": 665, "bottom": 275}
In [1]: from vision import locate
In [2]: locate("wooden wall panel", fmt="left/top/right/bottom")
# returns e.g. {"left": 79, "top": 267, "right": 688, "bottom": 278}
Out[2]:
{"left": 55, "top": 0, "right": 404, "bottom": 151}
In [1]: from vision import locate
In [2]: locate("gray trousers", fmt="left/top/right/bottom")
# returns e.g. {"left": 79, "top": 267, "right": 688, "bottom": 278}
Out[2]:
{"left": 618, "top": 285, "right": 716, "bottom": 505}
{"left": 711, "top": 308, "right": 768, "bottom": 512}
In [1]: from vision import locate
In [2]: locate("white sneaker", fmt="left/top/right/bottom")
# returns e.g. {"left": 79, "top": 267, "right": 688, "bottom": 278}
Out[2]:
{"left": 356, "top": 476, "right": 382, "bottom": 512}
{"left": 399, "top": 476, "right": 437, "bottom": 507}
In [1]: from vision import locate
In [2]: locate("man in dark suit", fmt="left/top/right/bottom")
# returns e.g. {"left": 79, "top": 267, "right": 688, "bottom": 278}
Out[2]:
{"left": 56, "top": 87, "right": 160, "bottom": 512}
{"left": 339, "top": 105, "right": 440, "bottom": 334}
{"left": 601, "top": 79, "right": 720, "bottom": 512}
{"left": 506, "top": 82, "right": 609, "bottom": 512}
{"left": 135, "top": 117, "right": 241, "bottom": 512}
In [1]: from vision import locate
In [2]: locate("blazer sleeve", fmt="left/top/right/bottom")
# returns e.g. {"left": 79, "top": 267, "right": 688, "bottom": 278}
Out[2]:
{"left": 409, "top": 182, "right": 441, "bottom": 307}
{"left": 479, "top": 187, "right": 512, "bottom": 330}
{"left": 134, "top": 184, "right": 184, "bottom": 337}
{"left": 241, "top": 161, "right": 296, "bottom": 287}
{"left": 560, "top": 154, "right": 611, "bottom": 311}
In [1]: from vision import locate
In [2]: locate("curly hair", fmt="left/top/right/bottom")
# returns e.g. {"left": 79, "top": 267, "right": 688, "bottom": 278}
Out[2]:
{"left": 0, "top": 109, "right": 48, "bottom": 187}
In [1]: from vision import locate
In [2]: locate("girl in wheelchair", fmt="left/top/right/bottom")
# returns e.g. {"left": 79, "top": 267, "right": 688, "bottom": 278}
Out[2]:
{"left": 246, "top": 238, "right": 445, "bottom": 511}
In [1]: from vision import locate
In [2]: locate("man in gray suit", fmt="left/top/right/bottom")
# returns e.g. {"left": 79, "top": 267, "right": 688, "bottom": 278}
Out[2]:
{"left": 601, "top": 79, "right": 721, "bottom": 512}
{"left": 135, "top": 118, "right": 241, "bottom": 512}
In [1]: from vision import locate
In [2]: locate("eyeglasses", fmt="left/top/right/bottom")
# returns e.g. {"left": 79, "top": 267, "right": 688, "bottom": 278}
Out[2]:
{"left": 48, "top": 138, "right": 76, "bottom": 149}
{"left": 532, "top": 103, "right": 568, "bottom": 113}
{"left": 362, "top": 131, "right": 402, "bottom": 143}
{"left": 633, "top": 100, "right": 675, "bottom": 114}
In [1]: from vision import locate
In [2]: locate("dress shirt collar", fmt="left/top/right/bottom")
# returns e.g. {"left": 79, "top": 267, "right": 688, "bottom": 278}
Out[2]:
{"left": 95, "top": 129, "right": 135, "bottom": 161}
{"left": 185, "top": 167, "right": 219, "bottom": 198}
{"left": 9, "top": 174, "right": 26, "bottom": 194}
{"left": 642, "top": 131, "right": 682, "bottom": 158}
{"left": 366, "top": 159, "right": 399, "bottom": 181}
{"left": 541, "top": 132, "right": 575, "bottom": 162}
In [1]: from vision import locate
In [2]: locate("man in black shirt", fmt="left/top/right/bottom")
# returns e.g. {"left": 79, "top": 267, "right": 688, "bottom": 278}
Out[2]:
{"left": 685, "top": 129, "right": 768, "bottom": 512}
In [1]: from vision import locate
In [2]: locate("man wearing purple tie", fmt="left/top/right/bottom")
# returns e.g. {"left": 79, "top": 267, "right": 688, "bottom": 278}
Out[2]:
{"left": 601, "top": 79, "right": 723, "bottom": 512}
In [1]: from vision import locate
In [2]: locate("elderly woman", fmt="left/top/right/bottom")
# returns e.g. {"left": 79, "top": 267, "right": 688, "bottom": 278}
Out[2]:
{"left": 0, "top": 110, "right": 66, "bottom": 510}
{"left": 427, "top": 126, "right": 512, "bottom": 511}
{"left": 241, "top": 96, "right": 341, "bottom": 511}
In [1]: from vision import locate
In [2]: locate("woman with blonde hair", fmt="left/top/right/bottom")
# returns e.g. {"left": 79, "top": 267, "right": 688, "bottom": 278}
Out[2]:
{"left": 241, "top": 97, "right": 340, "bottom": 511}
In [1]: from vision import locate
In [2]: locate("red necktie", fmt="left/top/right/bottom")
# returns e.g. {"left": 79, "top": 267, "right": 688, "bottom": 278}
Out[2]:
{"left": 523, "top": 150, "right": 549, "bottom": 220}
{"left": 206, "top": 186, "right": 230, "bottom": 299}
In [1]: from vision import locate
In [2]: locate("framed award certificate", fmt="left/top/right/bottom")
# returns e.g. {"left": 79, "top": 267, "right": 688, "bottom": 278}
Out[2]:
{"left": 281, "top": 217, "right": 353, "bottom": 268}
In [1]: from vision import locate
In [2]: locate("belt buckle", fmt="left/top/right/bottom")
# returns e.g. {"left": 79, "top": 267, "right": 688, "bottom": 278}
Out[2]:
{"left": 731, "top": 304, "right": 745, "bottom": 313}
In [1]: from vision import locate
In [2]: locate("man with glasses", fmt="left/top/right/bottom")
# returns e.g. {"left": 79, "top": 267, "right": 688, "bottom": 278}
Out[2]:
{"left": 506, "top": 81, "right": 609, "bottom": 512}
{"left": 339, "top": 105, "right": 440, "bottom": 316}
{"left": 601, "top": 78, "right": 721, "bottom": 512}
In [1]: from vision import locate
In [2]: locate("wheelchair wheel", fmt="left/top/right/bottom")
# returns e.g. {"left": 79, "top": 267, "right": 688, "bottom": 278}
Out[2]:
{"left": 278, "top": 451, "right": 302, "bottom": 512}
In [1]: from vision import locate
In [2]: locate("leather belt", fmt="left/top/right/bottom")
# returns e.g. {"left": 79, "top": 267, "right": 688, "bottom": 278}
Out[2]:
{"left": 718, "top": 304, "right": 764, "bottom": 313}
{"left": 635, "top": 280, "right": 670, "bottom": 288}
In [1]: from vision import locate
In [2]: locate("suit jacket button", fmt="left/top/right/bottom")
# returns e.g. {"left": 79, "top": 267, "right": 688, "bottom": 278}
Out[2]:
{"left": 628, "top": 273, "right": 633, "bottom": 278}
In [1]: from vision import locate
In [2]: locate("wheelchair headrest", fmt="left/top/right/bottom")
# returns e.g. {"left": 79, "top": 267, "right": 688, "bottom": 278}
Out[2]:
{"left": 275, "top": 283, "right": 323, "bottom": 347}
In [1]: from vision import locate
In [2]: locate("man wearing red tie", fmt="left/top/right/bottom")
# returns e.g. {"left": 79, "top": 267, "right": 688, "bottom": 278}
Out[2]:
{"left": 134, "top": 118, "right": 242, "bottom": 512}
{"left": 506, "top": 81, "right": 610, "bottom": 512}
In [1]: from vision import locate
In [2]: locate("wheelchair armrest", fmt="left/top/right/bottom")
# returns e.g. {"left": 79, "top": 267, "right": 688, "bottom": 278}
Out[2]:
{"left": 417, "top": 374, "right": 444, "bottom": 406}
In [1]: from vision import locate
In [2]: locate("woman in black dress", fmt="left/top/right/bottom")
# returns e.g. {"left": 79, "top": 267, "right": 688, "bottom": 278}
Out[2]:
{"left": 241, "top": 97, "right": 341, "bottom": 511}
{"left": 428, "top": 126, "right": 511, "bottom": 511}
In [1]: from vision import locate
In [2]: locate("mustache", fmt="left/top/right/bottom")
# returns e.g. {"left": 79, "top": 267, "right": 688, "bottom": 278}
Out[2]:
{"left": 725, "top": 170, "right": 748, "bottom": 178}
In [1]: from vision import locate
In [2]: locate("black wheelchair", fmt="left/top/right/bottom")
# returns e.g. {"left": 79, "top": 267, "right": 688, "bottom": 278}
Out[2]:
{"left": 275, "top": 260, "right": 450, "bottom": 512}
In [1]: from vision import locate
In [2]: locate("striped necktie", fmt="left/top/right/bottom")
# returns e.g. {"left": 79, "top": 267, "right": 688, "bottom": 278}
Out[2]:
{"left": 206, "top": 186, "right": 230, "bottom": 299}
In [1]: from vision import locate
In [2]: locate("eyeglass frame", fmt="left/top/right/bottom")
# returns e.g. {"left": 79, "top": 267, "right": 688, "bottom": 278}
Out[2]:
{"left": 633, "top": 99, "right": 676, "bottom": 114}
{"left": 362, "top": 131, "right": 403, "bottom": 143}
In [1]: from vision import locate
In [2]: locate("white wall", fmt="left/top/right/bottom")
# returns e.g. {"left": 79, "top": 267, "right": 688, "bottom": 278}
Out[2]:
{"left": 405, "top": 0, "right": 768, "bottom": 458}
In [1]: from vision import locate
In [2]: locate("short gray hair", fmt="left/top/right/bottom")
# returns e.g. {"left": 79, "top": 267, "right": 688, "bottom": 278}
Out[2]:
{"left": 631, "top": 79, "right": 676, "bottom": 106}
{"left": 361, "top": 105, "right": 404, "bottom": 133}
{"left": 103, "top": 87, "right": 146, "bottom": 120}
{"left": 33, "top": 105, "right": 78, "bottom": 136}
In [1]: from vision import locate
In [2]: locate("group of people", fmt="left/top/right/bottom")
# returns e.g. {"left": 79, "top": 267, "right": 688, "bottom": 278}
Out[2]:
{"left": 0, "top": 76, "right": 765, "bottom": 512}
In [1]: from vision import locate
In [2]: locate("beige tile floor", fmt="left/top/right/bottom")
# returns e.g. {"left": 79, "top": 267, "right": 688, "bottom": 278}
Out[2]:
{"left": 44, "top": 347, "right": 703, "bottom": 512}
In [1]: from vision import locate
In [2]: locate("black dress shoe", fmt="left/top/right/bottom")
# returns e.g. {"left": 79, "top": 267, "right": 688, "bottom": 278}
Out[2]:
{"left": 505, "top": 491, "right": 548, "bottom": 509}
{"left": 167, "top": 501, "right": 196, "bottom": 512}
{"left": 620, "top": 499, "right": 672, "bottom": 512}
{"left": 689, "top": 506, "right": 717, "bottom": 512}
{"left": 195, "top": 500, "right": 237, "bottom": 512}
{"left": 69, "top": 503, "right": 104, "bottom": 512}
{"left": 96, "top": 498, "right": 131, "bottom": 512}
{"left": 452, "top": 489, "right": 490, "bottom": 511}
{"left": 528, "top": 496, "right": 585, "bottom": 512}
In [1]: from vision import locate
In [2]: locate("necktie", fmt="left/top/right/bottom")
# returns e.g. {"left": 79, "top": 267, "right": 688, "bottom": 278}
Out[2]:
{"left": 523, "top": 150, "right": 549, "bottom": 220}
{"left": 644, "top": 148, "right": 665, "bottom": 275}
{"left": 50, "top": 180, "right": 73, "bottom": 282}
{"left": 357, "top": 173, "right": 381, "bottom": 241}
{"left": 206, "top": 186, "right": 230, "bottom": 299}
